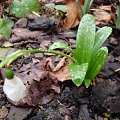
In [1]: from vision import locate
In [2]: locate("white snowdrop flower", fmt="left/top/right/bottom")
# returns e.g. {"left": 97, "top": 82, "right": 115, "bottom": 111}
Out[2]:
{"left": 3, "top": 75, "right": 26, "bottom": 102}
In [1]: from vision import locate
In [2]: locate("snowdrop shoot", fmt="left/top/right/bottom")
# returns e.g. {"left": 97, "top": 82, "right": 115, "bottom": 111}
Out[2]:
{"left": 0, "top": 14, "right": 112, "bottom": 103}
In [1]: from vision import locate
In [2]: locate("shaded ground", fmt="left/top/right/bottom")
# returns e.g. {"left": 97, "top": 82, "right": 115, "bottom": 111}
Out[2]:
{"left": 0, "top": 0, "right": 120, "bottom": 120}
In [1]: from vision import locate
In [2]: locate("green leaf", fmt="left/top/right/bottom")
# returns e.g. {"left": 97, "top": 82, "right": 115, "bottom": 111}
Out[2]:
{"left": 10, "top": 0, "right": 40, "bottom": 18}
{"left": 45, "top": 3, "right": 55, "bottom": 10}
{"left": 0, "top": 18, "right": 13, "bottom": 38}
{"left": 89, "top": 0, "right": 94, "bottom": 9}
{"left": 45, "top": 4, "right": 66, "bottom": 13}
{"left": 75, "top": 14, "right": 95, "bottom": 64}
{"left": 92, "top": 26, "right": 112, "bottom": 56}
{"left": 49, "top": 42, "right": 75, "bottom": 55}
{"left": 86, "top": 47, "right": 108, "bottom": 80}
{"left": 55, "top": 5, "right": 67, "bottom": 13}
{"left": 69, "top": 63, "right": 88, "bottom": 87}
{"left": 84, "top": 78, "right": 91, "bottom": 88}
{"left": 84, "top": 0, "right": 94, "bottom": 15}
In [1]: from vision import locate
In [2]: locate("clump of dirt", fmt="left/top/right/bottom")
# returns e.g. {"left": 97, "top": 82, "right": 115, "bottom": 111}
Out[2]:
{"left": 91, "top": 76, "right": 120, "bottom": 114}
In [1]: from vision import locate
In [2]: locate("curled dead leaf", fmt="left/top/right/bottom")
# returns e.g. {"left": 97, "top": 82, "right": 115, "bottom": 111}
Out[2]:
{"left": 53, "top": 57, "right": 66, "bottom": 72}
{"left": 54, "top": 64, "right": 71, "bottom": 82}
{"left": 44, "top": 56, "right": 71, "bottom": 82}
{"left": 45, "top": 57, "right": 55, "bottom": 71}
{"left": 53, "top": 57, "right": 71, "bottom": 82}
{"left": 93, "top": 6, "right": 112, "bottom": 25}
{"left": 64, "top": 0, "right": 83, "bottom": 29}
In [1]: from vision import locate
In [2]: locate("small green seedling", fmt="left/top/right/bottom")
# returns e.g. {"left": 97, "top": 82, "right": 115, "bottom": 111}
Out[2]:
{"left": 0, "top": 14, "right": 112, "bottom": 88}
{"left": 50, "top": 14, "right": 112, "bottom": 87}
{"left": 76, "top": 0, "right": 94, "bottom": 17}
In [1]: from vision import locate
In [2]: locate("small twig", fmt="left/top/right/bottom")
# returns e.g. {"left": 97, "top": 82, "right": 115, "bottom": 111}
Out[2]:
{"left": 115, "top": 68, "right": 120, "bottom": 72}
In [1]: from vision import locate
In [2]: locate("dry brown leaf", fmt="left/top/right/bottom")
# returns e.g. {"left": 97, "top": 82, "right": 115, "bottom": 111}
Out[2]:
{"left": 40, "top": 40, "right": 51, "bottom": 49}
{"left": 64, "top": 0, "right": 83, "bottom": 29}
{"left": 93, "top": 9, "right": 112, "bottom": 25}
{"left": 54, "top": 64, "right": 70, "bottom": 82}
{"left": 44, "top": 56, "right": 71, "bottom": 82}
{"left": 53, "top": 58, "right": 71, "bottom": 82}
{"left": 51, "top": 85, "right": 60, "bottom": 93}
{"left": 0, "top": 106, "right": 8, "bottom": 119}
{"left": 12, "top": 28, "right": 45, "bottom": 40}
{"left": 45, "top": 57, "right": 55, "bottom": 71}
{"left": 99, "top": 5, "right": 111, "bottom": 11}
{"left": 53, "top": 57, "right": 66, "bottom": 72}
{"left": 93, "top": 5, "right": 112, "bottom": 25}
{"left": 115, "top": 56, "right": 120, "bottom": 62}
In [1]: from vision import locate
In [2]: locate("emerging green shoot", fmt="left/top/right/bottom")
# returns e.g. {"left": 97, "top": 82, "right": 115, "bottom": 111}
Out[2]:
{"left": 49, "top": 14, "right": 112, "bottom": 87}
{"left": 115, "top": 1, "right": 120, "bottom": 29}
{"left": 76, "top": 0, "right": 94, "bottom": 16}
{"left": 0, "top": 14, "right": 112, "bottom": 88}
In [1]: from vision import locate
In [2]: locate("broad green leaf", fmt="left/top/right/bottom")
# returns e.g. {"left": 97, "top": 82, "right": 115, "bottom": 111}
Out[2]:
{"left": 92, "top": 26, "right": 112, "bottom": 56}
{"left": 45, "top": 3, "right": 55, "bottom": 10}
{"left": 84, "top": 78, "right": 91, "bottom": 88}
{"left": 69, "top": 63, "right": 88, "bottom": 87}
{"left": 0, "top": 18, "right": 13, "bottom": 38}
{"left": 86, "top": 47, "right": 108, "bottom": 80}
{"left": 49, "top": 42, "right": 74, "bottom": 55}
{"left": 75, "top": 14, "right": 95, "bottom": 64}
{"left": 55, "top": 5, "right": 67, "bottom": 13}
{"left": 10, "top": 0, "right": 40, "bottom": 18}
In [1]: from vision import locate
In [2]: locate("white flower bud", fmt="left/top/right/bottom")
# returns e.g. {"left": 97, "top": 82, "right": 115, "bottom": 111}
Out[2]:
{"left": 3, "top": 75, "right": 26, "bottom": 102}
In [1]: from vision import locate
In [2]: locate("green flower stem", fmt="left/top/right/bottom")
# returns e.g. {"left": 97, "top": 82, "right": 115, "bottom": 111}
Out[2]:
{"left": 5, "top": 49, "right": 78, "bottom": 67}
{"left": 84, "top": 0, "right": 94, "bottom": 15}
